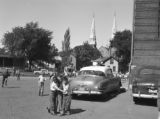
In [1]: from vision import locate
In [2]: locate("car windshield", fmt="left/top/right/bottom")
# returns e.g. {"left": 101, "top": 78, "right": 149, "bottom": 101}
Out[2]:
{"left": 78, "top": 70, "right": 105, "bottom": 77}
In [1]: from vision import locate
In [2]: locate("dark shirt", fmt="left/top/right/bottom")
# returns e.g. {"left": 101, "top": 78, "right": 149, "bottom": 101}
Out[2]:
{"left": 3, "top": 71, "right": 10, "bottom": 78}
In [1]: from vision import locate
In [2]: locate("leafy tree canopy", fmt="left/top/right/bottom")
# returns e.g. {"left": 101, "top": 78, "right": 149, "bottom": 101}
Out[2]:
{"left": 110, "top": 30, "right": 132, "bottom": 73}
{"left": 2, "top": 22, "right": 58, "bottom": 69}
{"left": 62, "top": 28, "right": 70, "bottom": 52}
{"left": 73, "top": 42, "right": 101, "bottom": 70}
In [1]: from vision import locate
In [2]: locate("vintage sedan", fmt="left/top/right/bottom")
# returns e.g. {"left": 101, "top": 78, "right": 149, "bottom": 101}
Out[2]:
{"left": 131, "top": 65, "right": 160, "bottom": 103}
{"left": 70, "top": 66, "right": 121, "bottom": 95}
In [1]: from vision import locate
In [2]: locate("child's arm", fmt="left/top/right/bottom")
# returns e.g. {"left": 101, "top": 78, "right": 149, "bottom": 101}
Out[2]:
{"left": 63, "top": 84, "right": 69, "bottom": 94}
{"left": 53, "top": 83, "right": 64, "bottom": 92}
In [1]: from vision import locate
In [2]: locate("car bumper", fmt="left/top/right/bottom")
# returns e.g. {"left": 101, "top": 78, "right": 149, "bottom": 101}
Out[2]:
{"left": 72, "top": 90, "right": 102, "bottom": 95}
{"left": 132, "top": 93, "right": 158, "bottom": 99}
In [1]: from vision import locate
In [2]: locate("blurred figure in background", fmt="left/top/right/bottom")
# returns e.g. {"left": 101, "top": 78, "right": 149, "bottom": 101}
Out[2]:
{"left": 38, "top": 72, "right": 46, "bottom": 96}
{"left": 16, "top": 69, "right": 21, "bottom": 80}
{"left": 1, "top": 69, "right": 10, "bottom": 87}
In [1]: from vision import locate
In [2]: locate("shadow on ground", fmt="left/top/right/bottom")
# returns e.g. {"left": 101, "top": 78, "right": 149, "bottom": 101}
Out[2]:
{"left": 42, "top": 94, "right": 49, "bottom": 96}
{"left": 6, "top": 86, "right": 20, "bottom": 88}
{"left": 134, "top": 98, "right": 157, "bottom": 107}
{"left": 72, "top": 88, "right": 126, "bottom": 102}
{"left": 71, "top": 108, "right": 85, "bottom": 115}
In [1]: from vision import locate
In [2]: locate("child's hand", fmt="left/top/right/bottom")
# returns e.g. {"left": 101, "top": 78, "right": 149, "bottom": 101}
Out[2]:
{"left": 63, "top": 91, "right": 67, "bottom": 94}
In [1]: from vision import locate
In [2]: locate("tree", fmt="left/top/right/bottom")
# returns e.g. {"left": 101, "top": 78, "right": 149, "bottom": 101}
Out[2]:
{"left": 48, "top": 44, "right": 58, "bottom": 63}
{"left": 73, "top": 42, "right": 101, "bottom": 70}
{"left": 110, "top": 30, "right": 132, "bottom": 73}
{"left": 62, "top": 28, "right": 70, "bottom": 52}
{"left": 60, "top": 28, "right": 72, "bottom": 70}
{"left": 2, "top": 22, "right": 58, "bottom": 69}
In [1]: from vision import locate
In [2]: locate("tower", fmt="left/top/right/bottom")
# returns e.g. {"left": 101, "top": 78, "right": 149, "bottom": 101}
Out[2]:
{"left": 89, "top": 14, "right": 97, "bottom": 48}
{"left": 111, "top": 12, "right": 117, "bottom": 39}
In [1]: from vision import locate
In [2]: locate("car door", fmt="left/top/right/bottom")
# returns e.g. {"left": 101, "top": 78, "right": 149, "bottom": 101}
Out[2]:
{"left": 111, "top": 77, "right": 120, "bottom": 90}
{"left": 105, "top": 69, "right": 115, "bottom": 92}
{"left": 100, "top": 77, "right": 110, "bottom": 93}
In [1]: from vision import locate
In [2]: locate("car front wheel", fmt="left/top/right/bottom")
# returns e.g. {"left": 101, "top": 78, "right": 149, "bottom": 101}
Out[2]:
{"left": 72, "top": 94, "right": 78, "bottom": 99}
{"left": 35, "top": 72, "right": 39, "bottom": 75}
{"left": 133, "top": 97, "right": 139, "bottom": 104}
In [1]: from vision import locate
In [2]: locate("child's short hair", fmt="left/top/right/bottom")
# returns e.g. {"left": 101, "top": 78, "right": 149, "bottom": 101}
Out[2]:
{"left": 62, "top": 76, "right": 68, "bottom": 83}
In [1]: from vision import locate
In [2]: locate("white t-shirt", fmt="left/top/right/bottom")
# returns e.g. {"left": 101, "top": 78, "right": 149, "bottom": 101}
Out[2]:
{"left": 50, "top": 81, "right": 58, "bottom": 91}
{"left": 38, "top": 75, "right": 46, "bottom": 83}
{"left": 62, "top": 83, "right": 69, "bottom": 94}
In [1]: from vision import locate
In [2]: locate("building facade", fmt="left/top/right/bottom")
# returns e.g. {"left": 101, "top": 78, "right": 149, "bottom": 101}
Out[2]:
{"left": 103, "top": 57, "right": 118, "bottom": 74}
{"left": 92, "top": 56, "right": 118, "bottom": 75}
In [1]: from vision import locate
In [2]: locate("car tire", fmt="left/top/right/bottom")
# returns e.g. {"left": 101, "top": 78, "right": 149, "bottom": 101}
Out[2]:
{"left": 115, "top": 82, "right": 121, "bottom": 94}
{"left": 133, "top": 97, "right": 139, "bottom": 104}
{"left": 35, "top": 73, "right": 39, "bottom": 75}
{"left": 72, "top": 94, "right": 78, "bottom": 99}
{"left": 100, "top": 93, "right": 108, "bottom": 100}
{"left": 118, "top": 82, "right": 121, "bottom": 91}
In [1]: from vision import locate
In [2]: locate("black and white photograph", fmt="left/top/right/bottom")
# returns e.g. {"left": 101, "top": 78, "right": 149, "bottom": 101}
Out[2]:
{"left": 0, "top": 0, "right": 160, "bottom": 119}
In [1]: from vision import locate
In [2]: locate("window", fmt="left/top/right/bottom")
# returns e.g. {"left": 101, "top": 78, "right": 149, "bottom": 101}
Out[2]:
{"left": 106, "top": 69, "right": 114, "bottom": 78}
{"left": 78, "top": 70, "right": 105, "bottom": 77}
{"left": 113, "top": 66, "right": 116, "bottom": 72}
{"left": 110, "top": 58, "right": 114, "bottom": 64}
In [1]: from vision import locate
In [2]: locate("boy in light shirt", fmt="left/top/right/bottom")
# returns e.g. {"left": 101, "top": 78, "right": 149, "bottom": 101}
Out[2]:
{"left": 47, "top": 73, "right": 64, "bottom": 115}
{"left": 38, "top": 72, "right": 46, "bottom": 96}
{"left": 60, "top": 76, "right": 72, "bottom": 115}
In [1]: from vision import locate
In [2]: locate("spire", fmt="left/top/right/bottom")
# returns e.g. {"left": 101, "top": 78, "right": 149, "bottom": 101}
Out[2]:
{"left": 111, "top": 12, "right": 117, "bottom": 39}
{"left": 89, "top": 13, "right": 96, "bottom": 48}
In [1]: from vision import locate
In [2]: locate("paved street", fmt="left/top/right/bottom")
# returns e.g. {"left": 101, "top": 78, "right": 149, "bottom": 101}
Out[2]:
{"left": 0, "top": 77, "right": 158, "bottom": 119}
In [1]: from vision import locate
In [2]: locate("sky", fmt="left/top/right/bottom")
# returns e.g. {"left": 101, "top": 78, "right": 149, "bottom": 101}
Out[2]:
{"left": 0, "top": 0, "right": 133, "bottom": 50}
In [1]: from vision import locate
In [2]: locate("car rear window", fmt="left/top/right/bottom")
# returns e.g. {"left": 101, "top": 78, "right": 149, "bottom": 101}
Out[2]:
{"left": 79, "top": 70, "right": 105, "bottom": 77}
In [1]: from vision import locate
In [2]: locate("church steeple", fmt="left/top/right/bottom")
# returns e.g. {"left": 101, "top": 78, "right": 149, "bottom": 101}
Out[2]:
{"left": 111, "top": 12, "right": 117, "bottom": 39}
{"left": 89, "top": 14, "right": 97, "bottom": 48}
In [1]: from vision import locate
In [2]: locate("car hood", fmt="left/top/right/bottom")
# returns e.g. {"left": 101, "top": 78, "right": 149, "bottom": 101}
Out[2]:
{"left": 70, "top": 75, "right": 105, "bottom": 86}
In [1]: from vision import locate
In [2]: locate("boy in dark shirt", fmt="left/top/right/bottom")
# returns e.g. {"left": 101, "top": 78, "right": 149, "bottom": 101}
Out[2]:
{"left": 2, "top": 69, "right": 10, "bottom": 87}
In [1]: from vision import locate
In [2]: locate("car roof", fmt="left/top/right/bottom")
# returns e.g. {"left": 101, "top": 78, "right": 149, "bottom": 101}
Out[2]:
{"left": 80, "top": 66, "right": 108, "bottom": 73}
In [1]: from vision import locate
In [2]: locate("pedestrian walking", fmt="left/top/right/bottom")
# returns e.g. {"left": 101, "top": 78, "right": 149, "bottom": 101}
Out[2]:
{"left": 13, "top": 67, "right": 16, "bottom": 76}
{"left": 60, "top": 76, "right": 72, "bottom": 115}
{"left": 1, "top": 69, "right": 10, "bottom": 87}
{"left": 38, "top": 72, "right": 46, "bottom": 96}
{"left": 16, "top": 69, "right": 20, "bottom": 80}
{"left": 47, "top": 73, "right": 63, "bottom": 115}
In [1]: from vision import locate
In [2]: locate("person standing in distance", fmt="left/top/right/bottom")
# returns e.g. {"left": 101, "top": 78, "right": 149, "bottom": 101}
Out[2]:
{"left": 2, "top": 69, "right": 10, "bottom": 87}
{"left": 16, "top": 69, "right": 20, "bottom": 80}
{"left": 38, "top": 72, "right": 46, "bottom": 96}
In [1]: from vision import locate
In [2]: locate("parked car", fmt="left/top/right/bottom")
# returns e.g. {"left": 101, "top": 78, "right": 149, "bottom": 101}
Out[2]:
{"left": 34, "top": 69, "right": 52, "bottom": 75}
{"left": 131, "top": 66, "right": 160, "bottom": 103}
{"left": 70, "top": 66, "right": 121, "bottom": 96}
